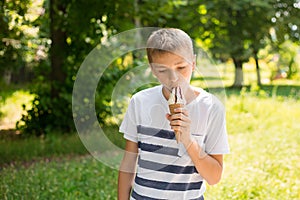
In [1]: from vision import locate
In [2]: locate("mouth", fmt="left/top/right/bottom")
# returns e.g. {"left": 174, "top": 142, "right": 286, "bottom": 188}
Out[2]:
{"left": 164, "top": 85, "right": 177, "bottom": 92}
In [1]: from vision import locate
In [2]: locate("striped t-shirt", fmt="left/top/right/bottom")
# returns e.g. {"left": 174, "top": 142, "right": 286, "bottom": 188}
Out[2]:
{"left": 120, "top": 85, "right": 230, "bottom": 199}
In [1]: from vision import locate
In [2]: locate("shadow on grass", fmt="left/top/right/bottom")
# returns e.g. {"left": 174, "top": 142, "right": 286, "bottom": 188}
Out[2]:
{"left": 0, "top": 131, "right": 87, "bottom": 166}
{"left": 192, "top": 76, "right": 228, "bottom": 81}
{"left": 0, "top": 125, "right": 125, "bottom": 167}
{"left": 259, "top": 84, "right": 300, "bottom": 98}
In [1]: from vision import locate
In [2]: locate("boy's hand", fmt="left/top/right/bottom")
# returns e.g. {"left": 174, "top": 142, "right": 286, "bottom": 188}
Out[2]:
{"left": 166, "top": 107, "right": 192, "bottom": 148}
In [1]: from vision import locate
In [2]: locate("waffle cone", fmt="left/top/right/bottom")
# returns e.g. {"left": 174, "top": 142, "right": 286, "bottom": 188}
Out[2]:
{"left": 168, "top": 103, "right": 184, "bottom": 143}
{"left": 169, "top": 103, "right": 184, "bottom": 114}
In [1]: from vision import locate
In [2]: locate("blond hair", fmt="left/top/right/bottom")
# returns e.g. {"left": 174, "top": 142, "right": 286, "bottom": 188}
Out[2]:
{"left": 146, "top": 28, "right": 194, "bottom": 63}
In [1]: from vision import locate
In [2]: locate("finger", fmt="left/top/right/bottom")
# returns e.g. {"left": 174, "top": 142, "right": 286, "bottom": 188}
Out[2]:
{"left": 170, "top": 113, "right": 191, "bottom": 122}
{"left": 174, "top": 108, "right": 189, "bottom": 116}
{"left": 170, "top": 119, "right": 191, "bottom": 127}
{"left": 166, "top": 114, "right": 172, "bottom": 121}
{"left": 170, "top": 113, "right": 181, "bottom": 120}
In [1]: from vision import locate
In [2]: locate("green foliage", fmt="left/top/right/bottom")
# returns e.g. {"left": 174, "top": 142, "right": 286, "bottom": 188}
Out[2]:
{"left": 17, "top": 0, "right": 118, "bottom": 135}
{"left": 0, "top": 0, "right": 47, "bottom": 83}
{"left": 274, "top": 41, "right": 299, "bottom": 79}
{"left": 0, "top": 0, "right": 27, "bottom": 75}
{"left": 178, "top": 0, "right": 300, "bottom": 86}
{"left": 17, "top": 89, "right": 74, "bottom": 135}
{"left": 95, "top": 59, "right": 136, "bottom": 126}
{"left": 2, "top": 0, "right": 299, "bottom": 135}
{"left": 17, "top": 0, "right": 176, "bottom": 135}
{"left": 273, "top": 0, "right": 300, "bottom": 44}
{"left": 16, "top": 56, "right": 76, "bottom": 134}
{"left": 15, "top": 0, "right": 162, "bottom": 135}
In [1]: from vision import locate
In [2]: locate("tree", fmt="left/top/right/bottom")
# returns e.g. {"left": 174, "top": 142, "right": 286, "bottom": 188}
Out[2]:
{"left": 243, "top": 1, "right": 275, "bottom": 85}
{"left": 49, "top": 0, "right": 68, "bottom": 97}
{"left": 177, "top": 0, "right": 300, "bottom": 86}
{"left": 270, "top": 0, "right": 300, "bottom": 80}
{"left": 0, "top": 0, "right": 30, "bottom": 83}
{"left": 18, "top": 0, "right": 175, "bottom": 134}
{"left": 273, "top": 0, "right": 300, "bottom": 45}
{"left": 18, "top": 0, "right": 119, "bottom": 134}
{"left": 183, "top": 0, "right": 277, "bottom": 87}
{"left": 17, "top": 0, "right": 298, "bottom": 134}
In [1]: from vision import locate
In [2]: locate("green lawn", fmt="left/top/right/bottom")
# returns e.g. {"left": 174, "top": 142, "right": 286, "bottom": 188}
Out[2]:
{"left": 206, "top": 90, "right": 300, "bottom": 199}
{"left": 1, "top": 85, "right": 300, "bottom": 199}
{"left": 0, "top": 156, "right": 118, "bottom": 199}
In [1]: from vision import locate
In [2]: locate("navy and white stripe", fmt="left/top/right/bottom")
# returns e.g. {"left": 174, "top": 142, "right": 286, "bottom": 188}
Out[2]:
{"left": 135, "top": 176, "right": 202, "bottom": 191}
{"left": 131, "top": 125, "right": 205, "bottom": 200}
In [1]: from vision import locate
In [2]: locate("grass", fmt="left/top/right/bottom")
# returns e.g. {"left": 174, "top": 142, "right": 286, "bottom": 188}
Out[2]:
{"left": 0, "top": 132, "right": 88, "bottom": 166}
{"left": 0, "top": 156, "right": 118, "bottom": 199}
{"left": 0, "top": 124, "right": 125, "bottom": 166}
{"left": 205, "top": 90, "right": 300, "bottom": 199}
{"left": 1, "top": 85, "right": 300, "bottom": 199}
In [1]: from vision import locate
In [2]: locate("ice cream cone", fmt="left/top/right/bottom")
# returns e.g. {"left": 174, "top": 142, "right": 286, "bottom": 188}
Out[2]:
{"left": 169, "top": 103, "right": 184, "bottom": 143}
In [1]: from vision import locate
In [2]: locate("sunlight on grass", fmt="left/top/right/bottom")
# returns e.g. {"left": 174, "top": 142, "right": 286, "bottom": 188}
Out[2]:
{"left": 205, "top": 94, "right": 300, "bottom": 200}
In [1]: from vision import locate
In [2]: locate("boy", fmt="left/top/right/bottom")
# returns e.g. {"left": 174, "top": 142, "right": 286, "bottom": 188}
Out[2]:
{"left": 118, "top": 28, "right": 229, "bottom": 200}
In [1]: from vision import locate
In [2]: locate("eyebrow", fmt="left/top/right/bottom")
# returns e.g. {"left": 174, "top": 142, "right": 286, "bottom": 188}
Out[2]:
{"left": 151, "top": 61, "right": 188, "bottom": 68}
{"left": 151, "top": 64, "right": 167, "bottom": 68}
{"left": 174, "top": 61, "right": 185, "bottom": 65}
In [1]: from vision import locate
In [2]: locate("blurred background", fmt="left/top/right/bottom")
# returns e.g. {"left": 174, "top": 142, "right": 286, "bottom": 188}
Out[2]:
{"left": 0, "top": 0, "right": 299, "bottom": 199}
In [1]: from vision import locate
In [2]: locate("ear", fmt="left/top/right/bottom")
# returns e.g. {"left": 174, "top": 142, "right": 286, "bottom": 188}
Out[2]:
{"left": 192, "top": 54, "right": 196, "bottom": 71}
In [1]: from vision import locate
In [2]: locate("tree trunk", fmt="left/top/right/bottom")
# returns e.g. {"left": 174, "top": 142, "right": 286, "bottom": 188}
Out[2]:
{"left": 3, "top": 70, "right": 12, "bottom": 85}
{"left": 232, "top": 58, "right": 244, "bottom": 87}
{"left": 254, "top": 52, "right": 261, "bottom": 85}
{"left": 50, "top": 0, "right": 67, "bottom": 98}
{"left": 287, "top": 57, "right": 295, "bottom": 79}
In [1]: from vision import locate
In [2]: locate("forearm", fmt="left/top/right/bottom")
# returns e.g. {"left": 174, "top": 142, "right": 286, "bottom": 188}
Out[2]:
{"left": 118, "top": 140, "right": 138, "bottom": 200}
{"left": 185, "top": 140, "right": 223, "bottom": 185}
{"left": 118, "top": 170, "right": 135, "bottom": 200}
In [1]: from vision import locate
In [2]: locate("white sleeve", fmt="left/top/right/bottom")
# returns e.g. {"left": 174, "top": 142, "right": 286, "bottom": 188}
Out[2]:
{"left": 204, "top": 96, "right": 230, "bottom": 155}
{"left": 119, "top": 97, "right": 138, "bottom": 143}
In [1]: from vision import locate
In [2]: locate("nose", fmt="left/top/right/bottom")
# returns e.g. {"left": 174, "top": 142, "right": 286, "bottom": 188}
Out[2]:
{"left": 169, "top": 70, "right": 178, "bottom": 82}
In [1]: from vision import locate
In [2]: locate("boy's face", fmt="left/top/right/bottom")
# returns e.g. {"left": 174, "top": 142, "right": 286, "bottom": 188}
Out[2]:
{"left": 150, "top": 52, "right": 195, "bottom": 92}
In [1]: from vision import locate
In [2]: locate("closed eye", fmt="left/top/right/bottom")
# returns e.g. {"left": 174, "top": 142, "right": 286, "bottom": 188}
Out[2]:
{"left": 178, "top": 66, "right": 187, "bottom": 70}
{"left": 158, "top": 70, "right": 166, "bottom": 73}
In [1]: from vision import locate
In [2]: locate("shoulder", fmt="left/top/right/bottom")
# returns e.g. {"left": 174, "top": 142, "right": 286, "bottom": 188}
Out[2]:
{"left": 131, "top": 85, "right": 161, "bottom": 102}
{"left": 131, "top": 86, "right": 161, "bottom": 105}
